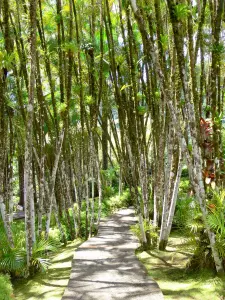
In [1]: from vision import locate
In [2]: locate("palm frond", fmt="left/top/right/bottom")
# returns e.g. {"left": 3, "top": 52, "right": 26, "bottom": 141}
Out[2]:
{"left": 31, "top": 257, "right": 51, "bottom": 272}
{"left": 215, "top": 237, "right": 225, "bottom": 258}
{"left": 207, "top": 211, "right": 225, "bottom": 237}
{"left": 32, "top": 238, "right": 58, "bottom": 256}
{"left": 0, "top": 247, "right": 26, "bottom": 273}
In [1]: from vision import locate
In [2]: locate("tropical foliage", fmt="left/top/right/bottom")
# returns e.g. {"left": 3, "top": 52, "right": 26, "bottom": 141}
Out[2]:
{"left": 0, "top": 274, "right": 14, "bottom": 300}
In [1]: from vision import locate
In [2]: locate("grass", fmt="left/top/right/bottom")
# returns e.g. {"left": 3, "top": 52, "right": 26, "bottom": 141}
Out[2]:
{"left": 136, "top": 232, "right": 225, "bottom": 300}
{"left": 13, "top": 239, "right": 82, "bottom": 300}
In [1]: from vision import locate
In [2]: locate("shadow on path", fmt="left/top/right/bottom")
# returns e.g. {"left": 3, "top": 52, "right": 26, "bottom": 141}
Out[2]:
{"left": 62, "top": 208, "right": 164, "bottom": 300}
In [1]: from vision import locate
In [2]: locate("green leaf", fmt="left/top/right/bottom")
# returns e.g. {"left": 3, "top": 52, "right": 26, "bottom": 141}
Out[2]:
{"left": 57, "top": 102, "right": 67, "bottom": 113}
{"left": 0, "top": 51, "right": 16, "bottom": 69}
{"left": 63, "top": 42, "right": 77, "bottom": 53}
{"left": 120, "top": 84, "right": 132, "bottom": 91}
{"left": 55, "top": 14, "right": 62, "bottom": 25}
{"left": 160, "top": 34, "right": 168, "bottom": 51}
{"left": 103, "top": 59, "right": 110, "bottom": 75}
{"left": 122, "top": 0, "right": 128, "bottom": 9}
{"left": 71, "top": 112, "right": 80, "bottom": 125}
{"left": 173, "top": 3, "right": 190, "bottom": 21}
{"left": 85, "top": 95, "right": 95, "bottom": 105}
{"left": 155, "top": 91, "right": 160, "bottom": 99}
{"left": 137, "top": 92, "right": 142, "bottom": 100}
{"left": 188, "top": 144, "right": 192, "bottom": 152}
{"left": 212, "top": 42, "right": 225, "bottom": 54}
{"left": 43, "top": 123, "right": 48, "bottom": 134}
{"left": 137, "top": 106, "right": 147, "bottom": 115}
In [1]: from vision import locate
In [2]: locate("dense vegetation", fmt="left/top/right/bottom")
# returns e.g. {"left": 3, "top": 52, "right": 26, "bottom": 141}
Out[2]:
{"left": 0, "top": 0, "right": 225, "bottom": 298}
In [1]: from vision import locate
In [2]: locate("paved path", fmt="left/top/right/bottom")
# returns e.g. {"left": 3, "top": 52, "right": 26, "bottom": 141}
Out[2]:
{"left": 62, "top": 208, "right": 164, "bottom": 300}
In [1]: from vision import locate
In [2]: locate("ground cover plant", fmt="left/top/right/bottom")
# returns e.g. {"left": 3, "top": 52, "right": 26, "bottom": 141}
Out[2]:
{"left": 13, "top": 240, "right": 81, "bottom": 300}
{"left": 137, "top": 233, "right": 225, "bottom": 300}
{"left": 0, "top": 274, "right": 14, "bottom": 300}
{"left": 132, "top": 175, "right": 225, "bottom": 299}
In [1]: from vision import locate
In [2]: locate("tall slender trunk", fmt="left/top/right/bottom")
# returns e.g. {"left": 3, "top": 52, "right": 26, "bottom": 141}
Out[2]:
{"left": 89, "top": 135, "right": 95, "bottom": 238}
{"left": 38, "top": 155, "right": 45, "bottom": 236}
{"left": 85, "top": 172, "right": 89, "bottom": 239}
{"left": 24, "top": 0, "right": 37, "bottom": 271}
{"left": 45, "top": 130, "right": 64, "bottom": 239}
{"left": 159, "top": 144, "right": 182, "bottom": 250}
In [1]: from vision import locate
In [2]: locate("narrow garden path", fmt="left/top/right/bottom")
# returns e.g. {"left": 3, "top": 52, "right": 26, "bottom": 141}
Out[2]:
{"left": 62, "top": 208, "right": 163, "bottom": 300}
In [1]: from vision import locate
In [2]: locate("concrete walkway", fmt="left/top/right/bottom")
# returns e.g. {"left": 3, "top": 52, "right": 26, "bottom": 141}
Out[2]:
{"left": 62, "top": 208, "right": 164, "bottom": 300}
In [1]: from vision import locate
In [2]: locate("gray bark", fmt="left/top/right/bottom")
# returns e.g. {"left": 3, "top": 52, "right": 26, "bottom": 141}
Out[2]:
{"left": 24, "top": 0, "right": 37, "bottom": 270}
{"left": 45, "top": 130, "right": 64, "bottom": 239}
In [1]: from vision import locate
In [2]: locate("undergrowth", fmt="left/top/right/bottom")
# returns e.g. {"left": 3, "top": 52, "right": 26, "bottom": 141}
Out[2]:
{"left": 137, "top": 233, "right": 225, "bottom": 300}
{"left": 0, "top": 274, "right": 14, "bottom": 300}
{"left": 4, "top": 190, "right": 130, "bottom": 297}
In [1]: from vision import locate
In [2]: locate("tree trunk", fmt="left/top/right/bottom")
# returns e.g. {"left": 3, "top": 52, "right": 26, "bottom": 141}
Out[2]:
{"left": 24, "top": 0, "right": 37, "bottom": 271}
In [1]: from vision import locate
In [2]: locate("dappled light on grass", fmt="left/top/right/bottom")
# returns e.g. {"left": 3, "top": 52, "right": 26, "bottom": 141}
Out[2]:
{"left": 13, "top": 240, "right": 82, "bottom": 300}
{"left": 137, "top": 234, "right": 225, "bottom": 300}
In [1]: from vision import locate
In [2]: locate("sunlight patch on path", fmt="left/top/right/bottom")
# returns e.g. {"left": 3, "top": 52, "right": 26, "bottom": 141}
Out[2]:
{"left": 63, "top": 208, "right": 163, "bottom": 300}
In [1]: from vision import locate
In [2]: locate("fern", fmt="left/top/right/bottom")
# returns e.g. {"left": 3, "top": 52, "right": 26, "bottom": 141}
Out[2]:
{"left": 0, "top": 220, "right": 59, "bottom": 277}
{"left": 206, "top": 197, "right": 225, "bottom": 259}
{"left": 31, "top": 257, "right": 51, "bottom": 273}
{"left": 207, "top": 212, "right": 225, "bottom": 237}
{"left": 32, "top": 238, "right": 58, "bottom": 254}
{"left": 210, "top": 189, "right": 225, "bottom": 208}
{"left": 173, "top": 3, "right": 190, "bottom": 21}
{"left": 215, "top": 235, "right": 225, "bottom": 258}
